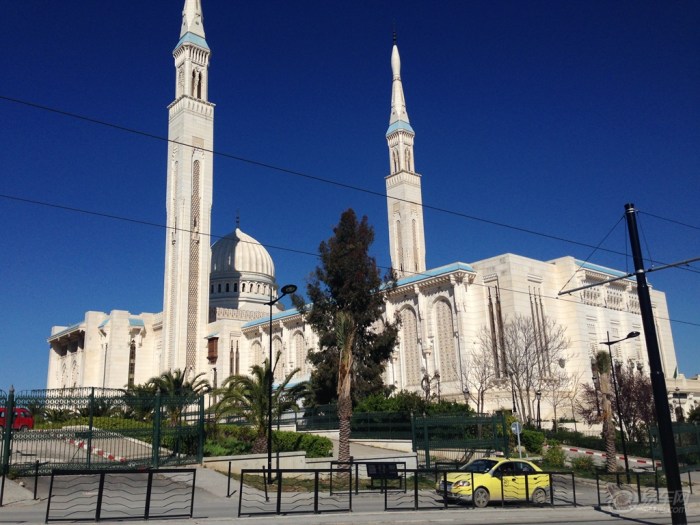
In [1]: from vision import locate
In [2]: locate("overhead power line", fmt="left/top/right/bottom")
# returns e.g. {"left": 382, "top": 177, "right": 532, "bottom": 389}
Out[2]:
{"left": 0, "top": 94, "right": 644, "bottom": 259}
{"left": 1, "top": 192, "right": 698, "bottom": 331}
{"left": 1, "top": 95, "right": 698, "bottom": 329}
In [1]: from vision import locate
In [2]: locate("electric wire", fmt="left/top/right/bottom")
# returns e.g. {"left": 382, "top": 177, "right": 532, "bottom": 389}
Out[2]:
{"left": 3, "top": 93, "right": 699, "bottom": 277}
{"left": 640, "top": 211, "right": 700, "bottom": 232}
{"left": 1, "top": 95, "right": 699, "bottom": 330}
{"left": 4, "top": 192, "right": 698, "bottom": 331}
{"left": 557, "top": 214, "right": 625, "bottom": 296}
{"left": 0, "top": 94, "right": 649, "bottom": 260}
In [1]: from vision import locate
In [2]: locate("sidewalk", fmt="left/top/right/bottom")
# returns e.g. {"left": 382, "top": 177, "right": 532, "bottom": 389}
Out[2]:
{"left": 3, "top": 466, "right": 700, "bottom": 525}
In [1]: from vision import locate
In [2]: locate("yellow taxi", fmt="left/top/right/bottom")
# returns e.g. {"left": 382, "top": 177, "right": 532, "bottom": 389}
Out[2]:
{"left": 435, "top": 457, "right": 549, "bottom": 507}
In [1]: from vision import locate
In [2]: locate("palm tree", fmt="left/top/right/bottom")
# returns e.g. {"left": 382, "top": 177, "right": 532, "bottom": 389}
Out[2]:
{"left": 595, "top": 351, "right": 618, "bottom": 473}
{"left": 212, "top": 356, "right": 308, "bottom": 454}
{"left": 148, "top": 368, "right": 210, "bottom": 426}
{"left": 336, "top": 312, "right": 356, "bottom": 463}
{"left": 122, "top": 383, "right": 158, "bottom": 421}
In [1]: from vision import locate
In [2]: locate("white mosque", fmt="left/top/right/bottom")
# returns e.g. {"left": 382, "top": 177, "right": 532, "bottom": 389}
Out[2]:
{"left": 47, "top": 0, "right": 693, "bottom": 420}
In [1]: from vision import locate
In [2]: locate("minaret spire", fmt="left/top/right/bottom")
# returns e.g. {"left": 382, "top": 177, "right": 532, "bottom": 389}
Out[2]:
{"left": 163, "top": 0, "right": 215, "bottom": 376}
{"left": 181, "top": 0, "right": 206, "bottom": 39}
{"left": 389, "top": 41, "right": 410, "bottom": 126}
{"left": 385, "top": 39, "right": 426, "bottom": 279}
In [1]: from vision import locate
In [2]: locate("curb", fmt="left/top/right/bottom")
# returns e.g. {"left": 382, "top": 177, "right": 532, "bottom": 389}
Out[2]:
{"left": 66, "top": 438, "right": 128, "bottom": 463}
{"left": 555, "top": 445, "right": 661, "bottom": 467}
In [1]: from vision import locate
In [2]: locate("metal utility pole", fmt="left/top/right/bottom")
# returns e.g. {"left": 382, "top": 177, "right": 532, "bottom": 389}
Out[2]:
{"left": 625, "top": 203, "right": 686, "bottom": 524}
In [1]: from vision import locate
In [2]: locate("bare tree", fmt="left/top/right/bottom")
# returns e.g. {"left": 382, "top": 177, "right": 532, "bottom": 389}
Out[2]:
{"left": 539, "top": 358, "right": 580, "bottom": 431}
{"left": 578, "top": 360, "right": 654, "bottom": 445}
{"left": 479, "top": 314, "right": 569, "bottom": 424}
{"left": 461, "top": 336, "right": 497, "bottom": 415}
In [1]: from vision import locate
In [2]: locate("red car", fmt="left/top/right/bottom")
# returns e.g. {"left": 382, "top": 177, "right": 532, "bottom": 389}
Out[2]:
{"left": 0, "top": 407, "right": 35, "bottom": 431}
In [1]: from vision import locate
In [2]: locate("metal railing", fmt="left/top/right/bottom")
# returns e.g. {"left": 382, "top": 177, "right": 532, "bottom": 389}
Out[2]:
{"left": 236, "top": 464, "right": 578, "bottom": 517}
{"left": 329, "top": 460, "right": 408, "bottom": 494}
{"left": 45, "top": 468, "right": 196, "bottom": 522}
{"left": 1, "top": 387, "right": 205, "bottom": 478}
{"left": 594, "top": 471, "right": 661, "bottom": 508}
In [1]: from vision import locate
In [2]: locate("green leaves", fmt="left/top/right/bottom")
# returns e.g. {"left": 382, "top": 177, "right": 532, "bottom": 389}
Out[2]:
{"left": 299, "top": 209, "right": 399, "bottom": 406}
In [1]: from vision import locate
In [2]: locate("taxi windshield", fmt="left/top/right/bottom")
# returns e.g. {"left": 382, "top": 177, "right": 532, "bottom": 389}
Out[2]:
{"left": 459, "top": 459, "right": 498, "bottom": 473}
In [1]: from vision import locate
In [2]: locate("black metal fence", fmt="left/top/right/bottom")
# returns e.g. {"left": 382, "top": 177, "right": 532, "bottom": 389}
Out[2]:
{"left": 1, "top": 387, "right": 204, "bottom": 478}
{"left": 650, "top": 422, "right": 700, "bottom": 472}
{"left": 236, "top": 463, "right": 577, "bottom": 517}
{"left": 412, "top": 413, "right": 509, "bottom": 467}
{"left": 45, "top": 468, "right": 196, "bottom": 522}
{"left": 594, "top": 471, "right": 662, "bottom": 509}
{"left": 237, "top": 466, "right": 354, "bottom": 516}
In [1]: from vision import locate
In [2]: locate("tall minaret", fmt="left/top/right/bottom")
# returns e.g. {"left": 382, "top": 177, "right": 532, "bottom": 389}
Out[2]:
{"left": 162, "top": 0, "right": 214, "bottom": 374}
{"left": 385, "top": 37, "right": 426, "bottom": 278}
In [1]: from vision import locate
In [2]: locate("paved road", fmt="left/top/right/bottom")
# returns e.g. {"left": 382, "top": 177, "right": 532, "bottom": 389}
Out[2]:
{"left": 2, "top": 438, "right": 699, "bottom": 524}
{"left": 3, "top": 463, "right": 699, "bottom": 525}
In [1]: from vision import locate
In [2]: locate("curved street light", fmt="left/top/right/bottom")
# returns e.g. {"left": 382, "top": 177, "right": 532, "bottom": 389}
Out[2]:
{"left": 600, "top": 330, "right": 640, "bottom": 482}
{"left": 265, "top": 283, "right": 297, "bottom": 484}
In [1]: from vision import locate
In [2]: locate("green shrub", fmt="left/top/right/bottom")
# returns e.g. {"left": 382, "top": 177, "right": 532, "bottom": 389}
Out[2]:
{"left": 203, "top": 436, "right": 251, "bottom": 456}
{"left": 542, "top": 440, "right": 566, "bottom": 469}
{"left": 203, "top": 426, "right": 332, "bottom": 458}
{"left": 570, "top": 455, "right": 595, "bottom": 473}
{"left": 353, "top": 391, "right": 472, "bottom": 417}
{"left": 521, "top": 429, "right": 545, "bottom": 454}
{"left": 274, "top": 430, "right": 332, "bottom": 458}
{"left": 203, "top": 441, "right": 230, "bottom": 457}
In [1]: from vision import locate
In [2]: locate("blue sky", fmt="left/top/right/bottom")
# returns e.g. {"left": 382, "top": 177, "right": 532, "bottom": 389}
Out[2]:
{"left": 1, "top": 1, "right": 698, "bottom": 392}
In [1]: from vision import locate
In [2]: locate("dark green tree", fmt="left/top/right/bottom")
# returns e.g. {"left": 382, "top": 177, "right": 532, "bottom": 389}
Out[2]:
{"left": 294, "top": 209, "right": 399, "bottom": 462}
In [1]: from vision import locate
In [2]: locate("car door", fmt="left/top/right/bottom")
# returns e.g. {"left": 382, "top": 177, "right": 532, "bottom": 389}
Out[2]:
{"left": 513, "top": 461, "right": 544, "bottom": 500}
{"left": 491, "top": 461, "right": 515, "bottom": 500}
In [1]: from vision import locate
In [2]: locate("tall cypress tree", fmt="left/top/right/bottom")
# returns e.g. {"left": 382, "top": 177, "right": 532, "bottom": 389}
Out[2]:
{"left": 295, "top": 209, "right": 398, "bottom": 461}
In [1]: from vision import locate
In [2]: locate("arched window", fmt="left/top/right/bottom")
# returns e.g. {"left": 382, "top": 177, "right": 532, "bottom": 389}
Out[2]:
{"left": 435, "top": 300, "right": 458, "bottom": 382}
{"left": 294, "top": 332, "right": 306, "bottom": 375}
{"left": 61, "top": 363, "right": 68, "bottom": 389}
{"left": 217, "top": 283, "right": 221, "bottom": 293}
{"left": 71, "top": 358, "right": 79, "bottom": 388}
{"left": 251, "top": 341, "right": 263, "bottom": 368}
{"left": 241, "top": 283, "right": 245, "bottom": 292}
{"left": 233, "top": 283, "right": 238, "bottom": 293}
{"left": 401, "top": 308, "right": 420, "bottom": 386}
{"left": 405, "top": 148, "right": 412, "bottom": 171}
{"left": 128, "top": 339, "right": 136, "bottom": 388}
{"left": 225, "top": 283, "right": 230, "bottom": 293}
{"left": 412, "top": 219, "right": 419, "bottom": 272}
{"left": 395, "top": 220, "right": 404, "bottom": 272}
{"left": 273, "top": 337, "right": 284, "bottom": 382}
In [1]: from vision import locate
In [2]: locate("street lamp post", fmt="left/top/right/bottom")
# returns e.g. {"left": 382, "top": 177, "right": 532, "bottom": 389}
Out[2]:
{"left": 264, "top": 283, "right": 297, "bottom": 484}
{"left": 674, "top": 387, "right": 683, "bottom": 422}
{"left": 435, "top": 372, "right": 441, "bottom": 403}
{"left": 601, "top": 330, "right": 640, "bottom": 483}
{"left": 535, "top": 390, "right": 542, "bottom": 430}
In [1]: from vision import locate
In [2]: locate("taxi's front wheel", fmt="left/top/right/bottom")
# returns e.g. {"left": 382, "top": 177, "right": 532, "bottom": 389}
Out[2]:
{"left": 532, "top": 487, "right": 547, "bottom": 504}
{"left": 473, "top": 487, "right": 490, "bottom": 508}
